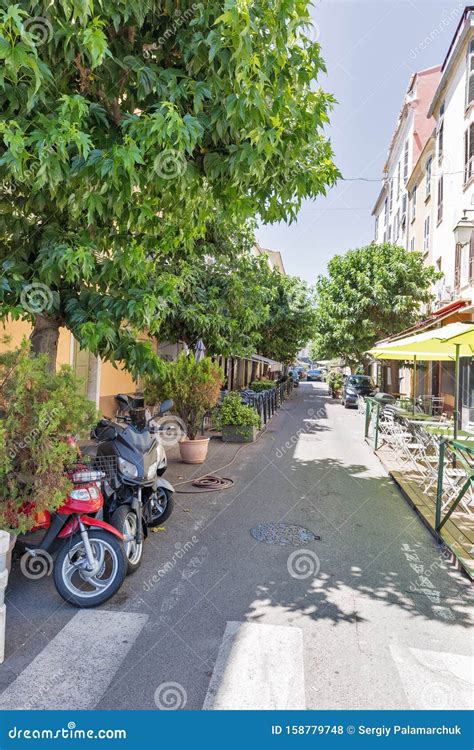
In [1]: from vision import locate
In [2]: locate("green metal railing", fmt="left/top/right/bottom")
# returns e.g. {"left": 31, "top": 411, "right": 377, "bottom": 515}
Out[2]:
{"left": 364, "top": 397, "right": 382, "bottom": 450}
{"left": 435, "top": 439, "right": 474, "bottom": 532}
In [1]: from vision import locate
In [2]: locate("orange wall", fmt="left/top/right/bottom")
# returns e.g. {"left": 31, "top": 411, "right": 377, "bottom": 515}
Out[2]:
{"left": 0, "top": 319, "right": 71, "bottom": 366}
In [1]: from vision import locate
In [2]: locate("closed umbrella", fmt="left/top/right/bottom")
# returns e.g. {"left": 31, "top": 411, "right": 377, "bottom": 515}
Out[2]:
{"left": 194, "top": 339, "right": 206, "bottom": 362}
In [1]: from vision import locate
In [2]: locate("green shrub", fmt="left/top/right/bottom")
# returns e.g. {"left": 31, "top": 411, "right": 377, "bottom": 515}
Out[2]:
{"left": 215, "top": 392, "right": 261, "bottom": 431}
{"left": 327, "top": 371, "right": 344, "bottom": 393}
{"left": 0, "top": 341, "right": 97, "bottom": 534}
{"left": 145, "top": 353, "right": 224, "bottom": 440}
{"left": 249, "top": 379, "right": 276, "bottom": 392}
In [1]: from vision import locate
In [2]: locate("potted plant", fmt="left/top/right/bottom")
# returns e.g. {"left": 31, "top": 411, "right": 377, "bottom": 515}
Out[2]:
{"left": 0, "top": 341, "right": 97, "bottom": 542}
{"left": 215, "top": 392, "right": 261, "bottom": 443}
{"left": 146, "top": 353, "right": 224, "bottom": 464}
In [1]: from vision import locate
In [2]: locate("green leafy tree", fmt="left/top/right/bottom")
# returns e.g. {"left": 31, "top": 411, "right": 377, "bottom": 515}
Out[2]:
{"left": 257, "top": 273, "right": 316, "bottom": 365}
{"left": 156, "top": 218, "right": 274, "bottom": 357}
{"left": 312, "top": 244, "right": 441, "bottom": 370}
{"left": 0, "top": 1, "right": 338, "bottom": 373}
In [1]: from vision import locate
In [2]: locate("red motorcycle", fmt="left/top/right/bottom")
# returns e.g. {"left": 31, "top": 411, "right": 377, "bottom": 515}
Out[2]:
{"left": 17, "top": 461, "right": 127, "bottom": 608}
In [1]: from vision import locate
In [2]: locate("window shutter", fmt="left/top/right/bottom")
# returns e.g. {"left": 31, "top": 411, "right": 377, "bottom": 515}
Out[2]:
{"left": 465, "top": 128, "right": 469, "bottom": 183}
{"left": 437, "top": 175, "right": 443, "bottom": 223}
{"left": 455, "top": 242, "right": 462, "bottom": 290}
{"left": 403, "top": 140, "right": 409, "bottom": 179}
{"left": 467, "top": 39, "right": 474, "bottom": 107}
{"left": 470, "top": 231, "right": 474, "bottom": 282}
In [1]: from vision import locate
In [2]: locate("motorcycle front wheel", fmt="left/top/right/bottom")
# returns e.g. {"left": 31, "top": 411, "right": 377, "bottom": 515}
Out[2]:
{"left": 147, "top": 488, "right": 174, "bottom": 528}
{"left": 53, "top": 529, "right": 127, "bottom": 608}
{"left": 111, "top": 505, "right": 144, "bottom": 575}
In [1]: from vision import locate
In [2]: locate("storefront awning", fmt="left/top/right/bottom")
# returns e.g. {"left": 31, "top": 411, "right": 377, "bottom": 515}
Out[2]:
{"left": 251, "top": 354, "right": 283, "bottom": 371}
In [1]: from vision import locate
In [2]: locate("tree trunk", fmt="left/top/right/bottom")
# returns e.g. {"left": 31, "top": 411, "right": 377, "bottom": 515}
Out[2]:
{"left": 29, "top": 315, "right": 62, "bottom": 373}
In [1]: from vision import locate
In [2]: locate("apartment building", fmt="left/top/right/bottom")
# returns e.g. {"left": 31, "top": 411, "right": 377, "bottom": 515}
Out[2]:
{"left": 372, "top": 66, "right": 441, "bottom": 248}
{"left": 426, "top": 7, "right": 474, "bottom": 303}
{"left": 372, "top": 8, "right": 474, "bottom": 425}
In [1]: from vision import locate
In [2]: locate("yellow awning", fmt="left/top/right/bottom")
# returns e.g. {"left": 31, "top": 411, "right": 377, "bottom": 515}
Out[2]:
{"left": 369, "top": 322, "right": 474, "bottom": 361}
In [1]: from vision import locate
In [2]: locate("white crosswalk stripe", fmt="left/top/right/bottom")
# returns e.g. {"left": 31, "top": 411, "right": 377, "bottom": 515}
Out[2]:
{"left": 0, "top": 610, "right": 148, "bottom": 710}
{"left": 204, "top": 621, "right": 305, "bottom": 710}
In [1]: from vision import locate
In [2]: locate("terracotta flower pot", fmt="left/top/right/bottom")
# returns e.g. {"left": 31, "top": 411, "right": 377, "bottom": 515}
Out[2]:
{"left": 178, "top": 437, "right": 210, "bottom": 464}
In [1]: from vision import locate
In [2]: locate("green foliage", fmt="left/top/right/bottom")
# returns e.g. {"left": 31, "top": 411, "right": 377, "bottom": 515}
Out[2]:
{"left": 157, "top": 217, "right": 273, "bottom": 356}
{"left": 249, "top": 379, "right": 275, "bottom": 392}
{"left": 145, "top": 353, "right": 224, "bottom": 440}
{"left": 0, "top": 340, "right": 97, "bottom": 533}
{"left": 257, "top": 273, "right": 316, "bottom": 364}
{"left": 215, "top": 391, "right": 260, "bottom": 430}
{"left": 0, "top": 1, "right": 338, "bottom": 372}
{"left": 312, "top": 244, "right": 441, "bottom": 368}
{"left": 327, "top": 371, "right": 344, "bottom": 394}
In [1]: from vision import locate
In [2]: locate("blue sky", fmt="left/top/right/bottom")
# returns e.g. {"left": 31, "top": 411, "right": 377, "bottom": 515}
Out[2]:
{"left": 257, "top": 0, "right": 464, "bottom": 283}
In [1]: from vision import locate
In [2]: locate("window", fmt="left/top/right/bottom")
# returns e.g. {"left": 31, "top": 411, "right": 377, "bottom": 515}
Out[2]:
{"left": 394, "top": 210, "right": 400, "bottom": 242}
{"left": 437, "top": 175, "right": 444, "bottom": 223}
{"left": 397, "top": 161, "right": 401, "bottom": 198}
{"left": 375, "top": 215, "right": 379, "bottom": 240}
{"left": 425, "top": 156, "right": 432, "bottom": 198}
{"left": 388, "top": 224, "right": 392, "bottom": 242}
{"left": 464, "top": 123, "right": 474, "bottom": 184}
{"left": 402, "top": 193, "right": 407, "bottom": 220}
{"left": 437, "top": 102, "right": 444, "bottom": 163}
{"left": 403, "top": 139, "right": 409, "bottom": 180}
{"left": 466, "top": 38, "right": 474, "bottom": 109}
{"left": 389, "top": 179, "right": 394, "bottom": 212}
{"left": 411, "top": 184, "right": 417, "bottom": 220}
{"left": 410, "top": 237, "right": 415, "bottom": 252}
{"left": 384, "top": 196, "right": 389, "bottom": 225}
{"left": 423, "top": 215, "right": 430, "bottom": 252}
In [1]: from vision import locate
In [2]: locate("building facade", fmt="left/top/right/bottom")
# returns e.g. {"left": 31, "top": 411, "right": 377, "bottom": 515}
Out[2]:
{"left": 372, "top": 7, "right": 474, "bottom": 427}
{"left": 372, "top": 66, "right": 441, "bottom": 249}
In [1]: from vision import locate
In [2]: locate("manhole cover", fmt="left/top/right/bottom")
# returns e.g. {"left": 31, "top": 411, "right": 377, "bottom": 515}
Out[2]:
{"left": 250, "top": 523, "right": 320, "bottom": 546}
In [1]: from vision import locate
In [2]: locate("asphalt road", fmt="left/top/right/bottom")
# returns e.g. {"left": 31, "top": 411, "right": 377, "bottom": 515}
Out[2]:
{"left": 1, "top": 382, "right": 473, "bottom": 710}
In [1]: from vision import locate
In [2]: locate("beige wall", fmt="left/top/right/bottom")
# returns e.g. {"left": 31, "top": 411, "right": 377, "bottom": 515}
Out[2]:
{"left": 0, "top": 319, "right": 72, "bottom": 365}
{"left": 1, "top": 318, "right": 138, "bottom": 417}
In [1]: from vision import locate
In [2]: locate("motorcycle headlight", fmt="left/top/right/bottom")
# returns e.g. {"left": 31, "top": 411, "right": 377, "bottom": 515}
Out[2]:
{"left": 147, "top": 461, "right": 158, "bottom": 479}
{"left": 346, "top": 388, "right": 357, "bottom": 396}
{"left": 118, "top": 457, "right": 138, "bottom": 479}
{"left": 70, "top": 488, "right": 91, "bottom": 501}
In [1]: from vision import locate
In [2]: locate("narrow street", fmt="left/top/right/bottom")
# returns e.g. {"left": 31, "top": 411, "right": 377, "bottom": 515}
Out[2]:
{"left": 1, "top": 383, "right": 472, "bottom": 711}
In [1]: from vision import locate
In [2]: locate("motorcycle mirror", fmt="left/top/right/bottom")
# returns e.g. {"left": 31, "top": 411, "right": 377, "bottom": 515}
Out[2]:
{"left": 116, "top": 393, "right": 130, "bottom": 410}
{"left": 158, "top": 399, "right": 173, "bottom": 415}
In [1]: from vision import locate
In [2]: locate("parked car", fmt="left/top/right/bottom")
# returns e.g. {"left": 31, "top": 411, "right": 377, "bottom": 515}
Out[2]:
{"left": 341, "top": 375, "right": 376, "bottom": 408}
{"left": 307, "top": 369, "right": 323, "bottom": 382}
